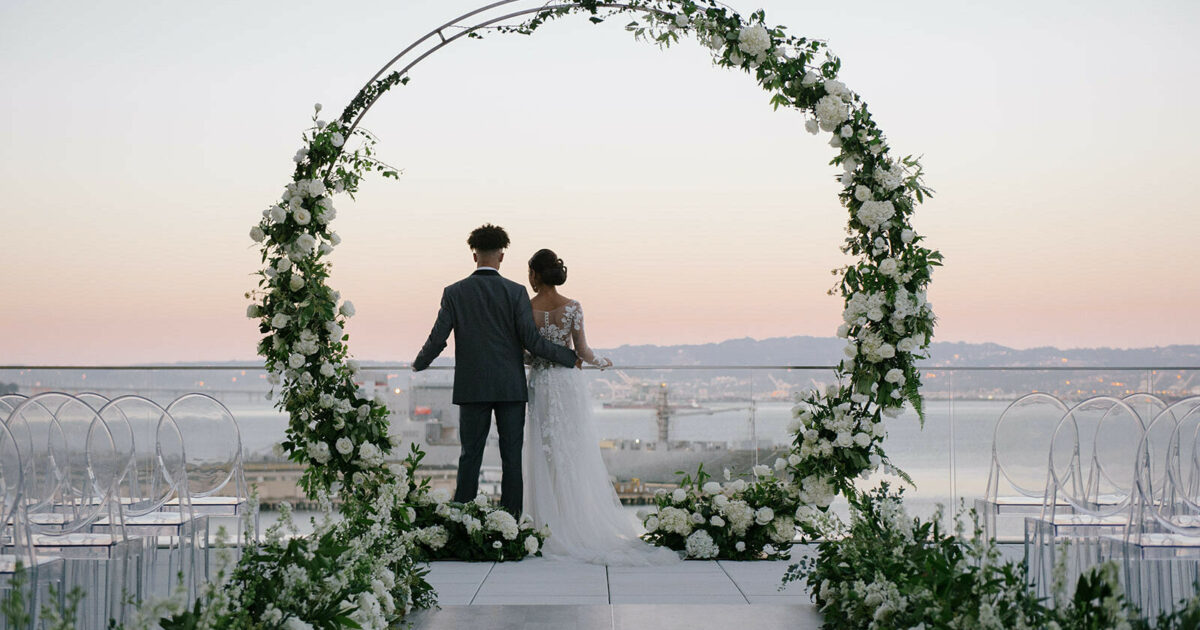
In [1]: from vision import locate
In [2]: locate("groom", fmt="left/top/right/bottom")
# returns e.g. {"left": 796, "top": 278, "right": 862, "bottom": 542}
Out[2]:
{"left": 412, "top": 224, "right": 580, "bottom": 515}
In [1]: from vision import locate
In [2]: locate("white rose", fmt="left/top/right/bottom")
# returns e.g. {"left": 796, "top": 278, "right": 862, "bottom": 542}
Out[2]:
{"left": 524, "top": 536, "right": 539, "bottom": 555}
{"left": 879, "top": 258, "right": 899, "bottom": 278}
{"left": 674, "top": 13, "right": 689, "bottom": 27}
{"left": 885, "top": 368, "right": 906, "bottom": 384}
{"left": 900, "top": 229, "right": 915, "bottom": 244}
{"left": 755, "top": 507, "right": 775, "bottom": 525}
{"left": 671, "top": 488, "right": 687, "bottom": 503}
{"left": 331, "top": 132, "right": 345, "bottom": 147}
{"left": 801, "top": 70, "right": 820, "bottom": 86}
{"left": 752, "top": 464, "right": 770, "bottom": 477}
{"left": 735, "top": 541, "right": 746, "bottom": 552}
{"left": 879, "top": 344, "right": 896, "bottom": 359}
{"left": 320, "top": 363, "right": 336, "bottom": 377}
{"left": 288, "top": 353, "right": 305, "bottom": 369}
{"left": 710, "top": 515, "right": 726, "bottom": 527}
{"left": 854, "top": 185, "right": 872, "bottom": 202}
{"left": 788, "top": 453, "right": 801, "bottom": 466}
{"left": 340, "top": 301, "right": 356, "bottom": 317}
{"left": 269, "top": 205, "right": 287, "bottom": 224}
{"left": 295, "top": 233, "right": 317, "bottom": 255}
{"left": 645, "top": 516, "right": 660, "bottom": 532}
{"left": 824, "top": 79, "right": 850, "bottom": 99}
{"left": 335, "top": 437, "right": 354, "bottom": 456}
{"left": 702, "top": 481, "right": 722, "bottom": 495}
{"left": 774, "top": 457, "right": 787, "bottom": 472}
{"left": 474, "top": 495, "right": 489, "bottom": 507}
{"left": 840, "top": 125, "right": 854, "bottom": 138}
{"left": 250, "top": 226, "right": 266, "bottom": 243}
{"left": 330, "top": 232, "right": 342, "bottom": 246}
{"left": 853, "top": 432, "right": 871, "bottom": 447}
{"left": 275, "top": 257, "right": 292, "bottom": 273}
{"left": 318, "top": 242, "right": 333, "bottom": 255}
{"left": 293, "top": 208, "right": 312, "bottom": 226}
{"left": 293, "top": 148, "right": 307, "bottom": 164}
{"left": 804, "top": 119, "right": 819, "bottom": 135}
{"left": 326, "top": 321, "right": 344, "bottom": 338}
{"left": 314, "top": 103, "right": 322, "bottom": 113}
{"left": 829, "top": 135, "right": 843, "bottom": 148}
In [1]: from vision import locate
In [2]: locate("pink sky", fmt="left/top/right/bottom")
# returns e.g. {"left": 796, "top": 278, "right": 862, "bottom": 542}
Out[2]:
{"left": 3, "top": 1, "right": 1198, "bottom": 364}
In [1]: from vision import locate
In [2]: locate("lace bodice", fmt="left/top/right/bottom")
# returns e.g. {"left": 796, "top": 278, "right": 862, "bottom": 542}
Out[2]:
{"left": 530, "top": 300, "right": 611, "bottom": 369}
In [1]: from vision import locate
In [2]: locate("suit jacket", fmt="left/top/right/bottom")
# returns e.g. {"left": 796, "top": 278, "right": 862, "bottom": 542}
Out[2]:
{"left": 413, "top": 269, "right": 578, "bottom": 404}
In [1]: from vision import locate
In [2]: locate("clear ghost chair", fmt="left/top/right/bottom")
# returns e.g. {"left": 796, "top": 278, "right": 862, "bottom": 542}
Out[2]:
{"left": 977, "top": 392, "right": 1071, "bottom": 541}
{"left": 0, "top": 393, "right": 28, "bottom": 421}
{"left": 1116, "top": 398, "right": 1200, "bottom": 618}
{"left": 4, "top": 392, "right": 141, "bottom": 627}
{"left": 93, "top": 395, "right": 206, "bottom": 602}
{"left": 163, "top": 394, "right": 251, "bottom": 556}
{"left": 0, "top": 414, "right": 60, "bottom": 629}
{"left": 1026, "top": 396, "right": 1142, "bottom": 599}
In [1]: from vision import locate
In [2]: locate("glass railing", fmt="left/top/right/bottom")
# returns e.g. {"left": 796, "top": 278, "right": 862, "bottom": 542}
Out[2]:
{"left": 3, "top": 364, "right": 1198, "bottom": 532}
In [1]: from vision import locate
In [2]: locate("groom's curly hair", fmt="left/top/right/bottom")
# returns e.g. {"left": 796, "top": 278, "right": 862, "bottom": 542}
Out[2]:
{"left": 467, "top": 224, "right": 510, "bottom": 252}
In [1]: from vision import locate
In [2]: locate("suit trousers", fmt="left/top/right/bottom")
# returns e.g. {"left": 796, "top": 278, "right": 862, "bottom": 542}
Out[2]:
{"left": 455, "top": 401, "right": 526, "bottom": 515}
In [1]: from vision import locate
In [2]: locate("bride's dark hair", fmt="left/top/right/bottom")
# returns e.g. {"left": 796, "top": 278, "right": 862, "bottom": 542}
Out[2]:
{"left": 528, "top": 249, "right": 568, "bottom": 286}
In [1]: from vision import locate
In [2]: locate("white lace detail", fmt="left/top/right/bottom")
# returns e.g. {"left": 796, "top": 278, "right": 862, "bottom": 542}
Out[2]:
{"left": 524, "top": 301, "right": 677, "bottom": 566}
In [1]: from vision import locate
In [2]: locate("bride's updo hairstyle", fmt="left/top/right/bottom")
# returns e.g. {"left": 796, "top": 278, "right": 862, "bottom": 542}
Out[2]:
{"left": 528, "top": 249, "right": 568, "bottom": 286}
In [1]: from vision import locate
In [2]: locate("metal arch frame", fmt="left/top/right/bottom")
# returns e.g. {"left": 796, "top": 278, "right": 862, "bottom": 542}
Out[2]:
{"left": 342, "top": 1, "right": 675, "bottom": 141}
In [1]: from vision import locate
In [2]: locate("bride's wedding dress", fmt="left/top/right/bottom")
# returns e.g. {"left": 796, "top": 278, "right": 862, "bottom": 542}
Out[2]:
{"left": 524, "top": 300, "right": 680, "bottom": 566}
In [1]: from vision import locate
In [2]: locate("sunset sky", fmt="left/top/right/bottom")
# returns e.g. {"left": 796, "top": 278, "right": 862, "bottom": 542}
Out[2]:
{"left": 3, "top": 0, "right": 1198, "bottom": 364}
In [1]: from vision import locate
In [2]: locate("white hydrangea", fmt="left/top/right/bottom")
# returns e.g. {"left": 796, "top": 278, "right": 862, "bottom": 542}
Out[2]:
{"left": 769, "top": 516, "right": 796, "bottom": 543}
{"left": 856, "top": 199, "right": 896, "bottom": 231}
{"left": 415, "top": 525, "right": 448, "bottom": 550}
{"left": 657, "top": 506, "right": 693, "bottom": 536}
{"left": 737, "top": 24, "right": 771, "bottom": 58}
{"left": 685, "top": 529, "right": 719, "bottom": 559}
{"left": 485, "top": 509, "right": 520, "bottom": 540}
{"left": 815, "top": 94, "right": 850, "bottom": 131}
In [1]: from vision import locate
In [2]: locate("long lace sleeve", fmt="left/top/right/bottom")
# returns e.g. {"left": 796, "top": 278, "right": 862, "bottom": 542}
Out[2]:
{"left": 570, "top": 302, "right": 612, "bottom": 369}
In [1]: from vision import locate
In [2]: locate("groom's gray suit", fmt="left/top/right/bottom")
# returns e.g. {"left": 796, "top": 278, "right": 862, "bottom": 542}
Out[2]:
{"left": 413, "top": 268, "right": 577, "bottom": 515}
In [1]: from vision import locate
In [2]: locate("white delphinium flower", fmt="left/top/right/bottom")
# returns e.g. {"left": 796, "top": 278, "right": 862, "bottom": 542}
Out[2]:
{"left": 815, "top": 94, "right": 850, "bottom": 131}
{"left": 335, "top": 437, "right": 354, "bottom": 456}
{"left": 685, "top": 529, "right": 719, "bottom": 559}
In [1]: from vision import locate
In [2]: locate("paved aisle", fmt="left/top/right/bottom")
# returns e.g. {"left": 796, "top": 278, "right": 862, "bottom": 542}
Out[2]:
{"left": 405, "top": 558, "right": 823, "bottom": 629}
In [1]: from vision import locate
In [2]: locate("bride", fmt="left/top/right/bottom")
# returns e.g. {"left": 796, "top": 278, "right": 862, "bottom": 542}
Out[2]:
{"left": 523, "top": 249, "right": 679, "bottom": 566}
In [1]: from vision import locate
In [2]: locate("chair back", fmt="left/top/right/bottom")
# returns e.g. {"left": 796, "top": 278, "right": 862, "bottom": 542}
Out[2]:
{"left": 0, "top": 419, "right": 34, "bottom": 570}
{"left": 1048, "top": 396, "right": 1141, "bottom": 518}
{"left": 98, "top": 396, "right": 179, "bottom": 516}
{"left": 0, "top": 394, "right": 27, "bottom": 421}
{"left": 988, "top": 392, "right": 1070, "bottom": 500}
{"left": 164, "top": 394, "right": 243, "bottom": 500}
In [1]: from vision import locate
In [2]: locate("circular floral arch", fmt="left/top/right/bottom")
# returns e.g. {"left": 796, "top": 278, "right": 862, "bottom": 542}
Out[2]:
{"left": 248, "top": 0, "right": 941, "bottom": 525}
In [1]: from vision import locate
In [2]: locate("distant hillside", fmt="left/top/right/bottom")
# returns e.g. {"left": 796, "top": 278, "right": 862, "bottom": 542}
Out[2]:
{"left": 596, "top": 336, "right": 1200, "bottom": 368}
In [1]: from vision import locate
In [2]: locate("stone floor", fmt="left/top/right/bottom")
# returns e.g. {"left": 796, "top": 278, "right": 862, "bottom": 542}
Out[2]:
{"left": 406, "top": 558, "right": 824, "bottom": 629}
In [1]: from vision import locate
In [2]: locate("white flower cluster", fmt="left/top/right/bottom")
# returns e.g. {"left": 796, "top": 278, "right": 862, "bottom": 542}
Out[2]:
{"left": 655, "top": 506, "right": 693, "bottom": 536}
{"left": 414, "top": 525, "right": 448, "bottom": 550}
{"left": 685, "top": 529, "right": 719, "bottom": 559}
{"left": 855, "top": 199, "right": 895, "bottom": 232}
{"left": 736, "top": 24, "right": 771, "bottom": 59}
{"left": 484, "top": 509, "right": 520, "bottom": 540}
